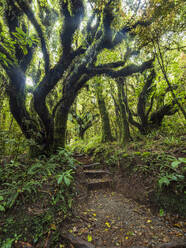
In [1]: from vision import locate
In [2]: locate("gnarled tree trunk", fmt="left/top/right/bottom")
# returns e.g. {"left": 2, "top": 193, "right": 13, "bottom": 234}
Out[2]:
{"left": 95, "top": 82, "right": 113, "bottom": 143}
{"left": 116, "top": 78, "right": 131, "bottom": 145}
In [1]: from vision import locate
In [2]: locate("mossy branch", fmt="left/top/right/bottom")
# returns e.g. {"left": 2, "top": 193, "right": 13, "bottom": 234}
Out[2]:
{"left": 15, "top": 0, "right": 50, "bottom": 73}
{"left": 87, "top": 58, "right": 154, "bottom": 79}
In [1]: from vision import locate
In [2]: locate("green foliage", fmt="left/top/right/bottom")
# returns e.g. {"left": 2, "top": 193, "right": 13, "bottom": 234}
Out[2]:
{"left": 159, "top": 208, "right": 165, "bottom": 217}
{"left": 0, "top": 148, "right": 76, "bottom": 211}
{"left": 0, "top": 148, "right": 76, "bottom": 246}
{"left": 83, "top": 135, "right": 102, "bottom": 154}
{"left": 0, "top": 130, "right": 29, "bottom": 158}
{"left": 51, "top": 167, "right": 74, "bottom": 211}
{"left": 0, "top": 52, "right": 13, "bottom": 67}
{"left": 171, "top": 157, "right": 186, "bottom": 169}
{"left": 158, "top": 174, "right": 184, "bottom": 189}
{"left": 0, "top": 238, "right": 15, "bottom": 248}
{"left": 69, "top": 135, "right": 102, "bottom": 154}
{"left": 158, "top": 156, "right": 186, "bottom": 192}
{"left": 57, "top": 169, "right": 74, "bottom": 187}
{"left": 0, "top": 1, "right": 6, "bottom": 16}
{"left": 67, "top": 139, "right": 85, "bottom": 153}
{"left": 0, "top": 232, "right": 21, "bottom": 248}
{"left": 132, "top": 149, "right": 186, "bottom": 194}
{"left": 12, "top": 27, "right": 39, "bottom": 55}
{"left": 39, "top": 0, "right": 48, "bottom": 7}
{"left": 0, "top": 0, "right": 185, "bottom": 245}
{"left": 141, "top": 152, "right": 151, "bottom": 157}
{"left": 0, "top": 29, "right": 16, "bottom": 65}
{"left": 0, "top": 24, "right": 39, "bottom": 66}
{"left": 0, "top": 159, "right": 42, "bottom": 209}
{"left": 0, "top": 195, "right": 5, "bottom": 212}
{"left": 49, "top": 147, "right": 76, "bottom": 168}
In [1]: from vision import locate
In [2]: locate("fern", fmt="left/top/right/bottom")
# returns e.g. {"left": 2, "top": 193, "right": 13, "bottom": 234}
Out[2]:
{"left": 27, "top": 162, "right": 44, "bottom": 175}
{"left": 6, "top": 191, "right": 19, "bottom": 208}
{"left": 0, "top": 148, "right": 76, "bottom": 210}
{"left": 22, "top": 180, "right": 42, "bottom": 194}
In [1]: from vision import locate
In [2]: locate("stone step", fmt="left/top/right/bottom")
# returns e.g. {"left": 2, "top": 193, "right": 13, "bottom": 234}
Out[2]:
{"left": 81, "top": 162, "right": 101, "bottom": 170}
{"left": 83, "top": 169, "right": 111, "bottom": 178}
{"left": 86, "top": 178, "right": 112, "bottom": 190}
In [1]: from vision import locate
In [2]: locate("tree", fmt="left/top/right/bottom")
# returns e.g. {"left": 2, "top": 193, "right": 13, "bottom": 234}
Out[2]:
{"left": 70, "top": 108, "right": 98, "bottom": 140}
{"left": 153, "top": 40, "right": 186, "bottom": 119}
{"left": 125, "top": 69, "right": 178, "bottom": 134}
{"left": 116, "top": 77, "right": 132, "bottom": 144}
{"left": 94, "top": 78, "right": 113, "bottom": 142}
{"left": 0, "top": 0, "right": 159, "bottom": 155}
{"left": 136, "top": 0, "right": 186, "bottom": 119}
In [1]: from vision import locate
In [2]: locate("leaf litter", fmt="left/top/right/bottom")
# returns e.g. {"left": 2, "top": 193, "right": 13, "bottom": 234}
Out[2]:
{"left": 62, "top": 189, "right": 185, "bottom": 247}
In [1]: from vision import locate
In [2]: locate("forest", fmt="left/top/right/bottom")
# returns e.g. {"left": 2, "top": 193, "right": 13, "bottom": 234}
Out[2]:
{"left": 0, "top": 0, "right": 185, "bottom": 247}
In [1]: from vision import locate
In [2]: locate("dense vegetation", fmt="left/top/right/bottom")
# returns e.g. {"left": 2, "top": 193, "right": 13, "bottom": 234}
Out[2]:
{"left": 0, "top": 0, "right": 185, "bottom": 247}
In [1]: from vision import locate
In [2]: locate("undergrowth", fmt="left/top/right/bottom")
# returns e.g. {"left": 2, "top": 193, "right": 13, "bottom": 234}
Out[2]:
{"left": 0, "top": 148, "right": 76, "bottom": 247}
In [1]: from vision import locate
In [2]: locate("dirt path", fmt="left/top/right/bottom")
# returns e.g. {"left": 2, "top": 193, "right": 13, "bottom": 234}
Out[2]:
{"left": 63, "top": 189, "right": 185, "bottom": 247}
{"left": 62, "top": 156, "right": 186, "bottom": 248}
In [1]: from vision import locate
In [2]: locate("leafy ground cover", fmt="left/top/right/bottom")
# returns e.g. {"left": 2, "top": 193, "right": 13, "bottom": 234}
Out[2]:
{"left": 0, "top": 149, "right": 77, "bottom": 247}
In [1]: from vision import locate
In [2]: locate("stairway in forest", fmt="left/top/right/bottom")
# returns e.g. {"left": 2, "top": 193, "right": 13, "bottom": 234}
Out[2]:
{"left": 73, "top": 153, "right": 113, "bottom": 191}
{"left": 81, "top": 162, "right": 113, "bottom": 191}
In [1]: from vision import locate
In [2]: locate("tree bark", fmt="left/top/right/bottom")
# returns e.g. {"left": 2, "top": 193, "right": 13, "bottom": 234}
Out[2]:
{"left": 7, "top": 67, "right": 41, "bottom": 140}
{"left": 54, "top": 101, "right": 69, "bottom": 150}
{"left": 95, "top": 83, "right": 113, "bottom": 143}
{"left": 117, "top": 79, "right": 131, "bottom": 145}
{"left": 109, "top": 82, "right": 122, "bottom": 141}
{"left": 150, "top": 102, "right": 178, "bottom": 127}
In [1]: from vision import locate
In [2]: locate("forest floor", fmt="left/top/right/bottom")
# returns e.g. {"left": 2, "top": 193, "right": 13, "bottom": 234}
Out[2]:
{"left": 61, "top": 155, "right": 186, "bottom": 248}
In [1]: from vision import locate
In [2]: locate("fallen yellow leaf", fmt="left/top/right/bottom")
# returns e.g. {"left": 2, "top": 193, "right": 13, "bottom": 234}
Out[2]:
{"left": 87, "top": 234, "right": 92, "bottom": 242}
{"left": 176, "top": 233, "right": 183, "bottom": 236}
{"left": 174, "top": 223, "right": 181, "bottom": 228}
{"left": 105, "top": 222, "right": 111, "bottom": 228}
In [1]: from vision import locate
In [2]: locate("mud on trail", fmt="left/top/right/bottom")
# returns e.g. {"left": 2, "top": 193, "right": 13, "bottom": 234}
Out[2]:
{"left": 62, "top": 155, "right": 186, "bottom": 248}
